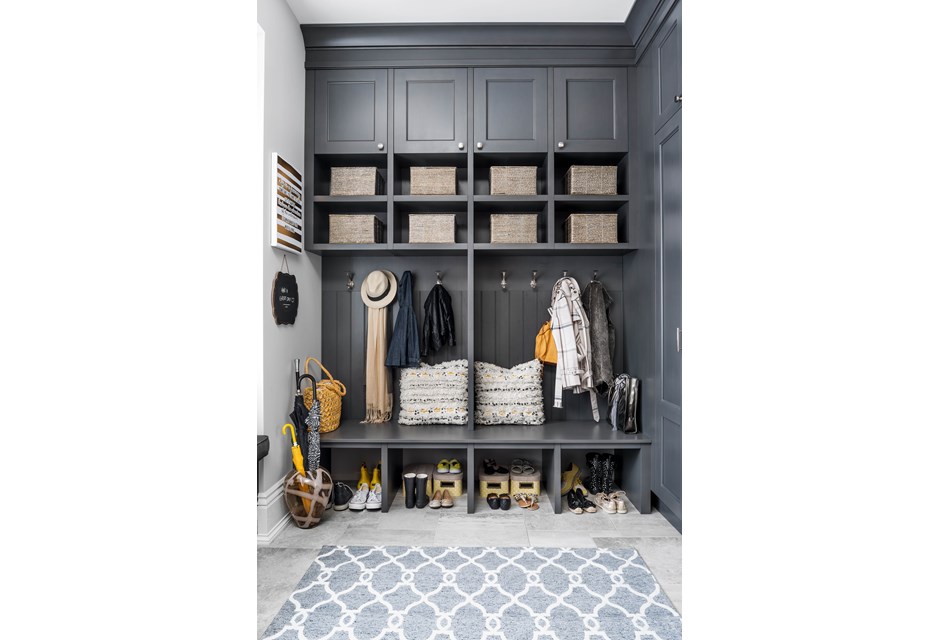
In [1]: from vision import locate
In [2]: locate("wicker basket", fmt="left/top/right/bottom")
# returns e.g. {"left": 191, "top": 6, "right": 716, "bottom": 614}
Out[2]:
{"left": 409, "top": 214, "right": 455, "bottom": 243}
{"left": 329, "top": 214, "right": 384, "bottom": 244}
{"left": 564, "top": 213, "right": 618, "bottom": 244}
{"left": 564, "top": 166, "right": 618, "bottom": 195}
{"left": 490, "top": 214, "right": 538, "bottom": 244}
{"left": 509, "top": 469, "right": 541, "bottom": 496}
{"left": 479, "top": 467, "right": 510, "bottom": 498}
{"left": 410, "top": 167, "right": 457, "bottom": 195}
{"left": 433, "top": 470, "right": 463, "bottom": 498}
{"left": 329, "top": 167, "right": 385, "bottom": 196}
{"left": 490, "top": 166, "right": 537, "bottom": 195}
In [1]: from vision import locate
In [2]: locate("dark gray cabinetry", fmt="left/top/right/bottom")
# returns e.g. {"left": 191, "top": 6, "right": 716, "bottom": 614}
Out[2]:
{"left": 654, "top": 0, "right": 682, "bottom": 132}
{"left": 653, "top": 110, "right": 681, "bottom": 520}
{"left": 472, "top": 68, "right": 547, "bottom": 153}
{"left": 553, "top": 67, "right": 628, "bottom": 153}
{"left": 394, "top": 68, "right": 469, "bottom": 154}
{"left": 314, "top": 69, "right": 388, "bottom": 154}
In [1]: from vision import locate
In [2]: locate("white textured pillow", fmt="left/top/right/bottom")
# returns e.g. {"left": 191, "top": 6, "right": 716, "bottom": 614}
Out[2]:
{"left": 398, "top": 360, "right": 469, "bottom": 425}
{"left": 474, "top": 359, "right": 545, "bottom": 425}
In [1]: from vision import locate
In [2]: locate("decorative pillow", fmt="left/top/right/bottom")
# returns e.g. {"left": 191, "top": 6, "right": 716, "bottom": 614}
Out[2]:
{"left": 474, "top": 359, "right": 545, "bottom": 425}
{"left": 398, "top": 360, "right": 469, "bottom": 425}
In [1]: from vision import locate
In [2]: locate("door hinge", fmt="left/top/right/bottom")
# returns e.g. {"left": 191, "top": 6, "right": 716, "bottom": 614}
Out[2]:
{"left": 676, "top": 327, "right": 682, "bottom": 353}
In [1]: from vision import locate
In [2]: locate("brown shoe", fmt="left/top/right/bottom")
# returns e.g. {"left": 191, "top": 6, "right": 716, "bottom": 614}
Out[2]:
{"left": 429, "top": 489, "right": 442, "bottom": 509}
{"left": 441, "top": 489, "right": 454, "bottom": 508}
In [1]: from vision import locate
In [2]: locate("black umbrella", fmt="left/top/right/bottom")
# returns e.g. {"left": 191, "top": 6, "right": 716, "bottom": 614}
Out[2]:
{"left": 289, "top": 359, "right": 309, "bottom": 472}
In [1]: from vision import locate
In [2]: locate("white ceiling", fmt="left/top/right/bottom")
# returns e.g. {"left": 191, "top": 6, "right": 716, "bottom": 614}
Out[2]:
{"left": 286, "top": 0, "right": 637, "bottom": 24}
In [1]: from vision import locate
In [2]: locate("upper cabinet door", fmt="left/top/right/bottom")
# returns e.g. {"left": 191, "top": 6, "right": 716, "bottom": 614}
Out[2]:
{"left": 473, "top": 68, "right": 547, "bottom": 153}
{"left": 314, "top": 69, "right": 388, "bottom": 154}
{"left": 654, "top": 0, "right": 682, "bottom": 132}
{"left": 553, "top": 67, "right": 628, "bottom": 153}
{"left": 394, "top": 68, "right": 469, "bottom": 155}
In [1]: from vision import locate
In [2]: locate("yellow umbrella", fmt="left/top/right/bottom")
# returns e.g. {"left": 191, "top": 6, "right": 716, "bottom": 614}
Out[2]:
{"left": 282, "top": 423, "right": 311, "bottom": 513}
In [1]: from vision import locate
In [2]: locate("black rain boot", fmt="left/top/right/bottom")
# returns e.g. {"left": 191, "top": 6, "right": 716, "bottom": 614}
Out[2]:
{"left": 602, "top": 453, "right": 615, "bottom": 494}
{"left": 414, "top": 473, "right": 429, "bottom": 508}
{"left": 404, "top": 473, "right": 417, "bottom": 509}
{"left": 585, "top": 452, "right": 602, "bottom": 494}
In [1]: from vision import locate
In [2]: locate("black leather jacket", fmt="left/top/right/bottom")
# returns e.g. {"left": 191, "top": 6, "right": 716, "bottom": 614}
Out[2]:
{"left": 422, "top": 284, "right": 456, "bottom": 356}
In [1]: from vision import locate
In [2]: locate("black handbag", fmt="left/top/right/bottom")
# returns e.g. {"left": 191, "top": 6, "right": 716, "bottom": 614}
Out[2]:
{"left": 607, "top": 374, "right": 639, "bottom": 434}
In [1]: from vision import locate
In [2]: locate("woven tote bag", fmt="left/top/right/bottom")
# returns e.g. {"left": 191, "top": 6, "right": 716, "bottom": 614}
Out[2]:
{"left": 304, "top": 357, "right": 347, "bottom": 432}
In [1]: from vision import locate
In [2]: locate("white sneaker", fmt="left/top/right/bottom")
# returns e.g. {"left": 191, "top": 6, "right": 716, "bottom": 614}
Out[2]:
{"left": 365, "top": 484, "right": 382, "bottom": 510}
{"left": 349, "top": 482, "right": 370, "bottom": 511}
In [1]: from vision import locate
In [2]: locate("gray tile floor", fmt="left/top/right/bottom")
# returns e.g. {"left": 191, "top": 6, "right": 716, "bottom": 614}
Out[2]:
{"left": 257, "top": 490, "right": 681, "bottom": 638}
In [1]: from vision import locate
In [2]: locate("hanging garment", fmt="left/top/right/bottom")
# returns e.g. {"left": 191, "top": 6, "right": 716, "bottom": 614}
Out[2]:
{"left": 581, "top": 280, "right": 616, "bottom": 394}
{"left": 386, "top": 270, "right": 421, "bottom": 368}
{"left": 364, "top": 306, "right": 393, "bottom": 422}
{"left": 549, "top": 277, "right": 600, "bottom": 422}
{"left": 422, "top": 283, "right": 456, "bottom": 356}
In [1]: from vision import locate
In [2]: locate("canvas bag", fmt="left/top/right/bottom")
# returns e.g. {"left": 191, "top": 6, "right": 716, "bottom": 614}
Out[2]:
{"left": 534, "top": 320, "right": 557, "bottom": 365}
{"left": 607, "top": 373, "right": 640, "bottom": 433}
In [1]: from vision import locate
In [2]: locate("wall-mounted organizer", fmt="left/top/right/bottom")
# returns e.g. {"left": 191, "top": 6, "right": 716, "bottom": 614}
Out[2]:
{"left": 305, "top": 59, "right": 652, "bottom": 516}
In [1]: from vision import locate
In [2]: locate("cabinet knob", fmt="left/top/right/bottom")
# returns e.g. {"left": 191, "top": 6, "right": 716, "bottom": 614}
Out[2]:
{"left": 674, "top": 95, "right": 682, "bottom": 103}
{"left": 557, "top": 141, "right": 565, "bottom": 149}
{"left": 457, "top": 142, "right": 465, "bottom": 150}
{"left": 476, "top": 142, "right": 484, "bottom": 150}
{"left": 377, "top": 142, "right": 384, "bottom": 150}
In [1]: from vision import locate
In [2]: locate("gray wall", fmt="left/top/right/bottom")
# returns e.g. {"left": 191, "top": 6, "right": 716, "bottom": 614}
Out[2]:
{"left": 258, "top": 0, "right": 321, "bottom": 497}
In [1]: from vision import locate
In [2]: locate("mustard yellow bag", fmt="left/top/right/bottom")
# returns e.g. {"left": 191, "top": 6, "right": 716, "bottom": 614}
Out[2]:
{"left": 534, "top": 320, "right": 557, "bottom": 365}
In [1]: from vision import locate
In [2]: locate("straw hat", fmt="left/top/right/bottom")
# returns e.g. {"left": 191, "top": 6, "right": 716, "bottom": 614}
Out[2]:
{"left": 360, "top": 270, "right": 397, "bottom": 308}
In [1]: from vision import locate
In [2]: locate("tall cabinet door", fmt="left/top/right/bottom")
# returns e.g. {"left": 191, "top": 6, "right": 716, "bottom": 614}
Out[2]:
{"left": 473, "top": 68, "right": 547, "bottom": 153}
{"left": 654, "top": 110, "right": 682, "bottom": 522}
{"left": 314, "top": 69, "right": 388, "bottom": 154}
{"left": 394, "top": 68, "right": 469, "bottom": 154}
{"left": 654, "top": 0, "right": 682, "bottom": 133}
{"left": 553, "top": 67, "right": 628, "bottom": 153}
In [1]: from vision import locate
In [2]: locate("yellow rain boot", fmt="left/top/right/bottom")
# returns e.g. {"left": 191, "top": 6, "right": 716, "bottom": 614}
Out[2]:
{"left": 370, "top": 463, "right": 382, "bottom": 489}
{"left": 358, "top": 463, "right": 370, "bottom": 489}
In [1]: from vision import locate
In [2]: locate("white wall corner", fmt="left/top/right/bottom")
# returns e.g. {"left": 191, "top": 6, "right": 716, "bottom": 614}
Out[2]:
{"left": 257, "top": 475, "right": 290, "bottom": 543}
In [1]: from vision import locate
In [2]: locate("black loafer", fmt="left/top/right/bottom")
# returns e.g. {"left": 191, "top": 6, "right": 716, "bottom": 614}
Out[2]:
{"left": 486, "top": 493, "right": 500, "bottom": 510}
{"left": 499, "top": 493, "right": 511, "bottom": 510}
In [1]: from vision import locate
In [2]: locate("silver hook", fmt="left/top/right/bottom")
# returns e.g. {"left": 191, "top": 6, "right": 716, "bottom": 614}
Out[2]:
{"left": 592, "top": 270, "right": 598, "bottom": 282}
{"left": 530, "top": 271, "right": 538, "bottom": 290}
{"left": 562, "top": 270, "right": 568, "bottom": 278}
{"left": 435, "top": 271, "right": 443, "bottom": 285}
{"left": 500, "top": 271, "right": 508, "bottom": 291}
{"left": 346, "top": 272, "right": 355, "bottom": 291}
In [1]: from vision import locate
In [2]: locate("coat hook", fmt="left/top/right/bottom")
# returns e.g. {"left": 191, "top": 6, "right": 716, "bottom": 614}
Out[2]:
{"left": 500, "top": 271, "right": 508, "bottom": 291}
{"left": 562, "top": 270, "right": 568, "bottom": 278}
{"left": 435, "top": 271, "right": 443, "bottom": 285}
{"left": 346, "top": 272, "right": 355, "bottom": 291}
{"left": 592, "top": 270, "right": 599, "bottom": 282}
{"left": 530, "top": 270, "right": 538, "bottom": 290}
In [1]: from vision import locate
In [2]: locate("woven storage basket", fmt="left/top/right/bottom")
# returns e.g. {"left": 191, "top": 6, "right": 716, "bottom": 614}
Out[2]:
{"left": 490, "top": 214, "right": 538, "bottom": 244}
{"left": 509, "top": 469, "right": 541, "bottom": 497}
{"left": 329, "top": 167, "right": 385, "bottom": 196}
{"left": 433, "top": 470, "right": 463, "bottom": 498}
{"left": 564, "top": 213, "right": 618, "bottom": 244}
{"left": 409, "top": 214, "right": 455, "bottom": 243}
{"left": 490, "top": 166, "right": 537, "bottom": 195}
{"left": 303, "top": 357, "right": 347, "bottom": 432}
{"left": 410, "top": 167, "right": 456, "bottom": 195}
{"left": 564, "top": 166, "right": 618, "bottom": 195}
{"left": 329, "top": 215, "right": 383, "bottom": 244}
{"left": 478, "top": 468, "right": 510, "bottom": 498}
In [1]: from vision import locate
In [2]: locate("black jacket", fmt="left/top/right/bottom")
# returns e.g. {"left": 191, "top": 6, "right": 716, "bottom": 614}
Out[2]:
{"left": 422, "top": 284, "right": 456, "bottom": 356}
{"left": 386, "top": 271, "right": 421, "bottom": 367}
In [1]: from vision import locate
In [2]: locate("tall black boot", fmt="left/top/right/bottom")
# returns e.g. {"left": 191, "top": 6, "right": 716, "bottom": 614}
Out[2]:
{"left": 414, "top": 473, "right": 429, "bottom": 508}
{"left": 585, "top": 452, "right": 602, "bottom": 494}
{"left": 404, "top": 473, "right": 417, "bottom": 509}
{"left": 602, "top": 453, "right": 615, "bottom": 494}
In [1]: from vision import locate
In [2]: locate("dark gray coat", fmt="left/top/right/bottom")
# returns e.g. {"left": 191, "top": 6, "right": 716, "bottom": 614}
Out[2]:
{"left": 386, "top": 271, "right": 421, "bottom": 367}
{"left": 582, "top": 280, "right": 615, "bottom": 394}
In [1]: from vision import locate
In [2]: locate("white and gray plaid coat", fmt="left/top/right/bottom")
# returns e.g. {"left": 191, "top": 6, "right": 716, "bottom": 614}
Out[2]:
{"left": 549, "top": 277, "right": 600, "bottom": 421}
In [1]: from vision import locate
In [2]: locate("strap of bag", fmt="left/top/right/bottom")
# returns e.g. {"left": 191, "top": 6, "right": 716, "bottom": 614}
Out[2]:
{"left": 305, "top": 357, "right": 347, "bottom": 397}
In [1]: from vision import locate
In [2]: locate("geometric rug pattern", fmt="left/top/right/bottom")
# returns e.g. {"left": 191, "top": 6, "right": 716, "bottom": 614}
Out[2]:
{"left": 261, "top": 546, "right": 681, "bottom": 639}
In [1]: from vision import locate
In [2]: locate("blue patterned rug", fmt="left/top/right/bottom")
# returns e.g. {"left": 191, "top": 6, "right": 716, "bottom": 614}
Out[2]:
{"left": 261, "top": 546, "right": 681, "bottom": 639}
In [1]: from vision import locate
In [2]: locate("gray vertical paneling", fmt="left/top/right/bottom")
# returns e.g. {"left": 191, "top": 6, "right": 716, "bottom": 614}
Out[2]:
{"left": 508, "top": 292, "right": 525, "bottom": 368}
{"left": 349, "top": 293, "right": 366, "bottom": 420}
{"left": 494, "top": 292, "right": 510, "bottom": 367}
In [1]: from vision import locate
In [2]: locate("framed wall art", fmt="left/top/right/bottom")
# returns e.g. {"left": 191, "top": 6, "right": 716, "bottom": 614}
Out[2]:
{"left": 271, "top": 152, "right": 303, "bottom": 254}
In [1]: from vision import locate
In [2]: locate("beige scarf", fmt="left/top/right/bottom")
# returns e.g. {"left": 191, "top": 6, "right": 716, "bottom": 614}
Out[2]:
{"left": 363, "top": 306, "right": 393, "bottom": 422}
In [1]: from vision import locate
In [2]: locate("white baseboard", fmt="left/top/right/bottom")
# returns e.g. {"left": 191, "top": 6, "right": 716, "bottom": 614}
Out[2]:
{"left": 257, "top": 475, "right": 290, "bottom": 544}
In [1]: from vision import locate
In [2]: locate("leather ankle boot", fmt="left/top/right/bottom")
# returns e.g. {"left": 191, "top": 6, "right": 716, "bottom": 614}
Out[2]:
{"left": 585, "top": 453, "right": 602, "bottom": 494}
{"left": 414, "top": 473, "right": 429, "bottom": 508}
{"left": 404, "top": 473, "right": 416, "bottom": 509}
